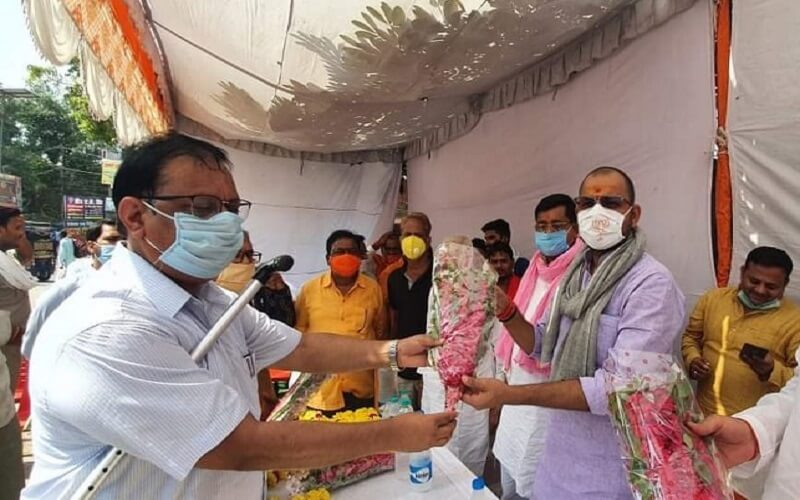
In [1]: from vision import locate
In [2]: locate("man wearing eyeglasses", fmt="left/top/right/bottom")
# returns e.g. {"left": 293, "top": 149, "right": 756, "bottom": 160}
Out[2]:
{"left": 492, "top": 193, "right": 584, "bottom": 500}
{"left": 462, "top": 166, "right": 686, "bottom": 499}
{"left": 23, "top": 133, "right": 456, "bottom": 499}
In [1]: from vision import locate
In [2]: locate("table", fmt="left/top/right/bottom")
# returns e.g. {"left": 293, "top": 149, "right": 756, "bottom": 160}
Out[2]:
{"left": 335, "top": 447, "right": 497, "bottom": 499}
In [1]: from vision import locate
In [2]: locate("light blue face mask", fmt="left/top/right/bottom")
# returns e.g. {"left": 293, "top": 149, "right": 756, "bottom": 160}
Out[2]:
{"left": 97, "top": 244, "right": 116, "bottom": 265}
{"left": 144, "top": 202, "right": 244, "bottom": 279}
{"left": 738, "top": 290, "right": 780, "bottom": 311}
{"left": 534, "top": 230, "right": 570, "bottom": 257}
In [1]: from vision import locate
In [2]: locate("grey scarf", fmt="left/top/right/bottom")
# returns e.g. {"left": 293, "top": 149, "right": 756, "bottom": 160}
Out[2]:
{"left": 540, "top": 231, "right": 646, "bottom": 381}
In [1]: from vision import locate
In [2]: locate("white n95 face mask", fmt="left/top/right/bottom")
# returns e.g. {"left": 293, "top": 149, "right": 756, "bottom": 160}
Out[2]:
{"left": 578, "top": 204, "right": 631, "bottom": 251}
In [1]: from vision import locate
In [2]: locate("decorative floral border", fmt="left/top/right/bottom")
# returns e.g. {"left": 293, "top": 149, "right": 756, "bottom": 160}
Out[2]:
{"left": 62, "top": 0, "right": 171, "bottom": 135}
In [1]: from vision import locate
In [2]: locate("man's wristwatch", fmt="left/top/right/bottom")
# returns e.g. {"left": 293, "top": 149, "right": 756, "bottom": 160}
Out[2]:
{"left": 388, "top": 340, "right": 400, "bottom": 371}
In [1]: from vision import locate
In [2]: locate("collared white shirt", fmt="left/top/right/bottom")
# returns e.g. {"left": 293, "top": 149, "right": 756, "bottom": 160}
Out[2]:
{"left": 24, "top": 245, "right": 301, "bottom": 499}
{"left": 23, "top": 267, "right": 93, "bottom": 360}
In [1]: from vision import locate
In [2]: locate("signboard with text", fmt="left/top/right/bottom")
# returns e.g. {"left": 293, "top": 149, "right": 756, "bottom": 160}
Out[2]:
{"left": 0, "top": 174, "right": 22, "bottom": 208}
{"left": 63, "top": 195, "right": 105, "bottom": 227}
{"left": 100, "top": 159, "right": 121, "bottom": 186}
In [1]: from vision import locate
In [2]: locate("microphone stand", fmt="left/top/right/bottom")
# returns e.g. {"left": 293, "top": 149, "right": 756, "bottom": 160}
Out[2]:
{"left": 72, "top": 263, "right": 281, "bottom": 500}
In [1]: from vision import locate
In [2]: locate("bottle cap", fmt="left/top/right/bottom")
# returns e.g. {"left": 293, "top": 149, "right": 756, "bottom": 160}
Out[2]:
{"left": 472, "top": 477, "right": 485, "bottom": 491}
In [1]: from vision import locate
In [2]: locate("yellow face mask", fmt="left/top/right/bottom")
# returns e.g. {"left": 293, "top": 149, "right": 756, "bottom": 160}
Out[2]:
{"left": 401, "top": 235, "right": 427, "bottom": 260}
{"left": 216, "top": 262, "right": 256, "bottom": 294}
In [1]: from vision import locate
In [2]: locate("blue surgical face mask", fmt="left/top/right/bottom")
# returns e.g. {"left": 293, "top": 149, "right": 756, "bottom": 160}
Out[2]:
{"left": 738, "top": 290, "right": 780, "bottom": 311}
{"left": 534, "top": 230, "right": 570, "bottom": 257}
{"left": 143, "top": 202, "right": 244, "bottom": 279}
{"left": 97, "top": 244, "right": 116, "bottom": 265}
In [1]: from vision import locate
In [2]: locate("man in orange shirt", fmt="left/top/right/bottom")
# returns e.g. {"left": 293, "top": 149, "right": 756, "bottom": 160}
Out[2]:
{"left": 295, "top": 230, "right": 384, "bottom": 412}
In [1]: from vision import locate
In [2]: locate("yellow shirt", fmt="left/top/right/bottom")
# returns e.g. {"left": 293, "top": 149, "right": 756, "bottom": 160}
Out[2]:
{"left": 295, "top": 272, "right": 384, "bottom": 410}
{"left": 682, "top": 287, "right": 800, "bottom": 416}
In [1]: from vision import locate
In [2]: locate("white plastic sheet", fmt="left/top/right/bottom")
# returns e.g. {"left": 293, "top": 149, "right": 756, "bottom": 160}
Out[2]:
{"left": 407, "top": 0, "right": 716, "bottom": 305}
{"left": 728, "top": 0, "right": 800, "bottom": 301}
{"left": 222, "top": 144, "right": 401, "bottom": 290}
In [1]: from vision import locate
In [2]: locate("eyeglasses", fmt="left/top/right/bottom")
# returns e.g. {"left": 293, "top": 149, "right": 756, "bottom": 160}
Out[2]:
{"left": 330, "top": 248, "right": 361, "bottom": 257}
{"left": 147, "top": 195, "right": 252, "bottom": 220}
{"left": 535, "top": 221, "right": 573, "bottom": 233}
{"left": 235, "top": 250, "right": 262, "bottom": 264}
{"left": 574, "top": 196, "right": 630, "bottom": 211}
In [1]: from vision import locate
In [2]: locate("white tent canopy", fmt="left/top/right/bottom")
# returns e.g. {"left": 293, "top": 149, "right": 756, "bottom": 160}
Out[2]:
{"left": 26, "top": 0, "right": 696, "bottom": 159}
{"left": 24, "top": 0, "right": 800, "bottom": 301}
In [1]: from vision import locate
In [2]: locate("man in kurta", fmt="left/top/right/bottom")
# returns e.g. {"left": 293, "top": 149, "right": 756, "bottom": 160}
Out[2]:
{"left": 462, "top": 167, "right": 686, "bottom": 499}
{"left": 295, "top": 229, "right": 384, "bottom": 412}
{"left": 683, "top": 246, "right": 800, "bottom": 417}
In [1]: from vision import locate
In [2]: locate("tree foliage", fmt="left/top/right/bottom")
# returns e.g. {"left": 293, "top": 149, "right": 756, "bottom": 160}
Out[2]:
{"left": 0, "top": 61, "right": 117, "bottom": 224}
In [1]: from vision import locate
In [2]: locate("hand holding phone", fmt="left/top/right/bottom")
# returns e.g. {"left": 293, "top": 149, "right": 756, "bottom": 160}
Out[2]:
{"left": 740, "top": 343, "right": 769, "bottom": 360}
{"left": 740, "top": 343, "right": 774, "bottom": 381}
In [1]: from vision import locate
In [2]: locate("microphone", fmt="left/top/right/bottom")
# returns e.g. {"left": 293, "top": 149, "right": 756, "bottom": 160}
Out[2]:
{"left": 253, "top": 254, "right": 294, "bottom": 284}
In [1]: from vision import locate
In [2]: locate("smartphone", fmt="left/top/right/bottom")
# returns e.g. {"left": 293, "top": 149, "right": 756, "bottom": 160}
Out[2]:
{"left": 740, "top": 343, "right": 769, "bottom": 360}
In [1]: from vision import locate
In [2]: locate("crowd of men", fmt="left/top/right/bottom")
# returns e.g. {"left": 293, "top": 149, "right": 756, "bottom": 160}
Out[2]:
{"left": 0, "top": 132, "right": 798, "bottom": 499}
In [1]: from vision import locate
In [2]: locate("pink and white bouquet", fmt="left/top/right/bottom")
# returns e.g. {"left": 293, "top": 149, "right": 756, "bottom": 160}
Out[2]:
{"left": 604, "top": 349, "right": 732, "bottom": 500}
{"left": 427, "top": 239, "right": 497, "bottom": 410}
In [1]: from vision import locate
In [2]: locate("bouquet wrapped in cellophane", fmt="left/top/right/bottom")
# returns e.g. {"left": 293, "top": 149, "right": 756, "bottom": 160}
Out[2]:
{"left": 604, "top": 349, "right": 733, "bottom": 500}
{"left": 266, "top": 378, "right": 394, "bottom": 496}
{"left": 427, "top": 238, "right": 497, "bottom": 410}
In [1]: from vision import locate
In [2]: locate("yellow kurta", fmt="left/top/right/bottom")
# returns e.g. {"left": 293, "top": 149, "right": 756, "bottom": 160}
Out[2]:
{"left": 295, "top": 271, "right": 384, "bottom": 410}
{"left": 682, "top": 287, "right": 800, "bottom": 416}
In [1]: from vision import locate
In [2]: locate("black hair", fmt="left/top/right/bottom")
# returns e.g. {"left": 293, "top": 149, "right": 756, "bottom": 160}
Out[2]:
{"left": 486, "top": 242, "right": 514, "bottom": 261}
{"left": 326, "top": 229, "right": 361, "bottom": 256}
{"left": 85, "top": 225, "right": 102, "bottom": 243}
{"left": 112, "top": 132, "right": 231, "bottom": 210}
{"left": 0, "top": 208, "right": 22, "bottom": 227}
{"left": 471, "top": 238, "right": 487, "bottom": 251}
{"left": 581, "top": 166, "right": 636, "bottom": 203}
{"left": 85, "top": 220, "right": 116, "bottom": 242}
{"left": 59, "top": 229, "right": 68, "bottom": 238}
{"left": 402, "top": 212, "right": 432, "bottom": 236}
{"left": 535, "top": 194, "right": 577, "bottom": 224}
{"left": 745, "top": 246, "right": 794, "bottom": 282}
{"left": 481, "top": 219, "right": 511, "bottom": 240}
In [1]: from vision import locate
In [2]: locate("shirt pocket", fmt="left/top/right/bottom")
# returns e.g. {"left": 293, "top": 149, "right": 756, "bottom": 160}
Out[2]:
{"left": 596, "top": 313, "right": 620, "bottom": 365}
{"left": 342, "top": 305, "right": 369, "bottom": 337}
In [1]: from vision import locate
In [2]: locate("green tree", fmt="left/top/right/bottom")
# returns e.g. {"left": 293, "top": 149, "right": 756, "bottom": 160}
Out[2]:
{"left": 0, "top": 62, "right": 117, "bottom": 224}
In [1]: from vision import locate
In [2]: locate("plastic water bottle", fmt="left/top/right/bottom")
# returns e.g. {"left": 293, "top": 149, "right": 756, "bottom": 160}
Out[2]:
{"left": 397, "top": 393, "right": 414, "bottom": 415}
{"left": 380, "top": 395, "right": 400, "bottom": 418}
{"left": 409, "top": 449, "right": 433, "bottom": 492}
{"left": 470, "top": 477, "right": 491, "bottom": 498}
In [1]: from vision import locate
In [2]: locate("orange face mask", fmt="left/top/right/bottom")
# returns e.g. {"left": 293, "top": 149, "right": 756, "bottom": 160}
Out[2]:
{"left": 330, "top": 254, "right": 361, "bottom": 277}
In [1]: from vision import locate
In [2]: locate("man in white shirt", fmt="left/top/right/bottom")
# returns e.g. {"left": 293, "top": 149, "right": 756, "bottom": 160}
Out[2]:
{"left": 23, "top": 220, "right": 121, "bottom": 359}
{"left": 24, "top": 133, "right": 456, "bottom": 499}
{"left": 690, "top": 349, "right": 800, "bottom": 500}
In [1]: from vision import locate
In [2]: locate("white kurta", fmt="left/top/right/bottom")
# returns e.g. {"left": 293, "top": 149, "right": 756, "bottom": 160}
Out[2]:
{"left": 492, "top": 278, "right": 552, "bottom": 499}
{"left": 733, "top": 349, "right": 800, "bottom": 500}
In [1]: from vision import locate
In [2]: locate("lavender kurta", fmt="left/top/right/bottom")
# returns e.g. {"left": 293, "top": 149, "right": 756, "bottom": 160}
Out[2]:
{"left": 531, "top": 253, "right": 686, "bottom": 499}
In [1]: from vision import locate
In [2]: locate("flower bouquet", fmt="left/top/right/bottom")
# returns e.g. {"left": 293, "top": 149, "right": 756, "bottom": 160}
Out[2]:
{"left": 427, "top": 239, "right": 497, "bottom": 410}
{"left": 267, "top": 406, "right": 395, "bottom": 495}
{"left": 604, "top": 349, "right": 732, "bottom": 500}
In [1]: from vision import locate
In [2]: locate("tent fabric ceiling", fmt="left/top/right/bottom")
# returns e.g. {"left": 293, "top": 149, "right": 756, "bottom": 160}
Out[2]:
{"left": 23, "top": 0, "right": 173, "bottom": 144}
{"left": 26, "top": 0, "right": 696, "bottom": 160}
